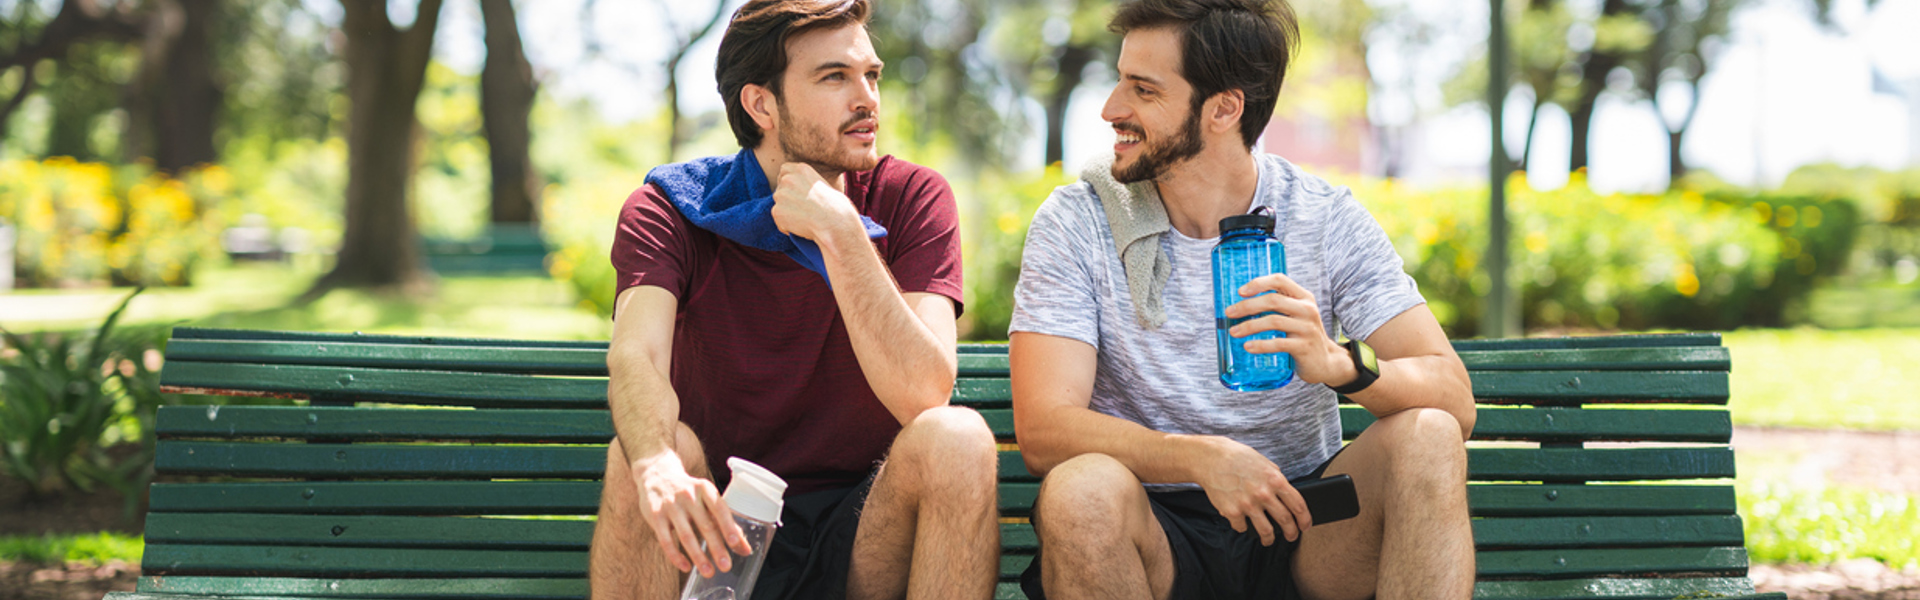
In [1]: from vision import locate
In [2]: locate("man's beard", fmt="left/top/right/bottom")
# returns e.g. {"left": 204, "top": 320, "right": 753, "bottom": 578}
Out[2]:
{"left": 777, "top": 103, "right": 879, "bottom": 176}
{"left": 1112, "top": 106, "right": 1204, "bottom": 184}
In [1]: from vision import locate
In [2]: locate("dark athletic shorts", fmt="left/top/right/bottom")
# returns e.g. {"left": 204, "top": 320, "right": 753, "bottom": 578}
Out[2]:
{"left": 747, "top": 469, "right": 877, "bottom": 600}
{"left": 1019, "top": 452, "right": 1342, "bottom": 600}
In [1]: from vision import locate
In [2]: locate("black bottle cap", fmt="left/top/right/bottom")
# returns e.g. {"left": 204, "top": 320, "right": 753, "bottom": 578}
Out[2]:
{"left": 1219, "top": 212, "right": 1274, "bottom": 235}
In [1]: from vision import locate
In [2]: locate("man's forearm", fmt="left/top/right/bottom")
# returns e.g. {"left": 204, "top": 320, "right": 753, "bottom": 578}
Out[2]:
{"left": 815, "top": 222, "right": 956, "bottom": 425}
{"left": 607, "top": 341, "right": 683, "bottom": 467}
{"left": 1346, "top": 354, "right": 1476, "bottom": 437}
{"left": 1019, "top": 402, "right": 1219, "bottom": 483}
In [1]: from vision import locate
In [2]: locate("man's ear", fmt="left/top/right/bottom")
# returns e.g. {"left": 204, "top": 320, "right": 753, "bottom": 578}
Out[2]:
{"left": 1207, "top": 89, "right": 1246, "bottom": 135}
{"left": 743, "top": 83, "right": 779, "bottom": 133}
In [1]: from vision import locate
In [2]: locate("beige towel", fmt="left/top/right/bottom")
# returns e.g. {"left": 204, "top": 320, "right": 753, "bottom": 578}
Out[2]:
{"left": 1082, "top": 155, "right": 1172, "bottom": 329}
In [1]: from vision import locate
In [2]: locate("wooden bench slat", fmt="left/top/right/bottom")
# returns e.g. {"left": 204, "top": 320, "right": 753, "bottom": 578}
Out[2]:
{"left": 148, "top": 481, "right": 1042, "bottom": 516}
{"left": 1449, "top": 333, "right": 1722, "bottom": 351}
{"left": 998, "top": 547, "right": 1750, "bottom": 581}
{"left": 157, "top": 406, "right": 615, "bottom": 443}
{"left": 170, "top": 327, "right": 606, "bottom": 349}
{"left": 1467, "top": 484, "right": 1736, "bottom": 517}
{"left": 955, "top": 371, "right": 1730, "bottom": 407}
{"left": 144, "top": 514, "right": 594, "bottom": 550}
{"left": 148, "top": 481, "right": 603, "bottom": 515}
{"left": 1346, "top": 407, "right": 1731, "bottom": 442}
{"left": 164, "top": 340, "right": 609, "bottom": 376}
{"left": 1471, "top": 515, "right": 1745, "bottom": 548}
{"left": 1475, "top": 546, "right": 1749, "bottom": 578}
{"left": 162, "top": 365, "right": 1726, "bottom": 408}
{"left": 159, "top": 405, "right": 1731, "bottom": 446}
{"left": 159, "top": 362, "right": 607, "bottom": 408}
{"left": 117, "top": 578, "right": 1781, "bottom": 600}
{"left": 130, "top": 577, "right": 587, "bottom": 599}
{"left": 956, "top": 345, "right": 1731, "bottom": 377}
{"left": 997, "top": 447, "right": 1737, "bottom": 483}
{"left": 1470, "top": 577, "right": 1758, "bottom": 600}
{"left": 155, "top": 443, "right": 608, "bottom": 479}
{"left": 141, "top": 544, "right": 587, "bottom": 578}
{"left": 1469, "top": 447, "right": 1734, "bottom": 481}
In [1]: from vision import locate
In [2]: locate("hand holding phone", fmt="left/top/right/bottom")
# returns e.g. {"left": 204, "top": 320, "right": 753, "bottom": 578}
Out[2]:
{"left": 1291, "top": 474, "right": 1360, "bottom": 525}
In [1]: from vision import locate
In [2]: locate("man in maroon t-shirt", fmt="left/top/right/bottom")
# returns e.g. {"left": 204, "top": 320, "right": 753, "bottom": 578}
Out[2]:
{"left": 588, "top": 1, "right": 999, "bottom": 599}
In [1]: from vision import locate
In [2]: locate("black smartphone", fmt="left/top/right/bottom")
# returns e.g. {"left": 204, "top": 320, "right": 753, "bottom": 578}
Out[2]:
{"left": 1292, "top": 474, "right": 1360, "bottom": 525}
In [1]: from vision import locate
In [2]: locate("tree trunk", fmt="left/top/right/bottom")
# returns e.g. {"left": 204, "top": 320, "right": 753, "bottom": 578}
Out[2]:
{"left": 664, "top": 53, "right": 684, "bottom": 161}
{"left": 153, "top": 0, "right": 220, "bottom": 171}
{"left": 1043, "top": 43, "right": 1095, "bottom": 168}
{"left": 1667, "top": 128, "right": 1686, "bottom": 182}
{"left": 306, "top": 0, "right": 445, "bottom": 298}
{"left": 1567, "top": 0, "right": 1630, "bottom": 174}
{"left": 479, "top": 0, "right": 539, "bottom": 224}
{"left": 123, "top": 0, "right": 222, "bottom": 172}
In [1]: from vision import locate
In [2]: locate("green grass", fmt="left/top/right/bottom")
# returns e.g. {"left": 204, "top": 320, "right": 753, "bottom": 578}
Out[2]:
{"left": 1723, "top": 327, "right": 1920, "bottom": 431}
{"left": 0, "top": 532, "right": 143, "bottom": 564}
{"left": 1740, "top": 478, "right": 1920, "bottom": 570}
{"left": 4, "top": 263, "right": 610, "bottom": 341}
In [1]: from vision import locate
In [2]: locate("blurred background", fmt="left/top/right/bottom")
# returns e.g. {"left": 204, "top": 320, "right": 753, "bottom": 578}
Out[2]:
{"left": 0, "top": 0, "right": 1916, "bottom": 598}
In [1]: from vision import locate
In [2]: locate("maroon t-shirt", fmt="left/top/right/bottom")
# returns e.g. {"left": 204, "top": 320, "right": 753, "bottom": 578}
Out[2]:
{"left": 612, "top": 155, "right": 963, "bottom": 494}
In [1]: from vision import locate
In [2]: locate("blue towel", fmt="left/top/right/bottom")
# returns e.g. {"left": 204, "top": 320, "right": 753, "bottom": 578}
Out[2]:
{"left": 644, "top": 148, "right": 886, "bottom": 285}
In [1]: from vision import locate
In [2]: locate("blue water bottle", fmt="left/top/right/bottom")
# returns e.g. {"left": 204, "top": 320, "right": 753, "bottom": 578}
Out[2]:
{"left": 1213, "top": 209, "right": 1293, "bottom": 391}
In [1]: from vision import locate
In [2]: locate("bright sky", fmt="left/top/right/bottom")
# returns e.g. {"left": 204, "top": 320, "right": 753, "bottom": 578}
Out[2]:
{"left": 426, "top": 0, "right": 1920, "bottom": 192}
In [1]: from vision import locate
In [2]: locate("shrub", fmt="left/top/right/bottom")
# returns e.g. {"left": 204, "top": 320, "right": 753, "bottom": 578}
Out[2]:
{"left": 0, "top": 157, "right": 223, "bottom": 288}
{"left": 0, "top": 289, "right": 168, "bottom": 503}
{"left": 1342, "top": 173, "right": 1858, "bottom": 335}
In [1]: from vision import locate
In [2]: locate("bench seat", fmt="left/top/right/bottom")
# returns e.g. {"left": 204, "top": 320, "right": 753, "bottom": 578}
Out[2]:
{"left": 106, "top": 327, "right": 1786, "bottom": 600}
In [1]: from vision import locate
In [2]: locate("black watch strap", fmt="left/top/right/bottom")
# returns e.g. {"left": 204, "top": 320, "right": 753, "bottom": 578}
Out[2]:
{"left": 1329, "top": 339, "right": 1380, "bottom": 395}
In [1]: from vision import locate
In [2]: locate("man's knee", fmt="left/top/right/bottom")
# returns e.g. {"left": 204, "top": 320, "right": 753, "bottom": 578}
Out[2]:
{"left": 1033, "top": 453, "right": 1143, "bottom": 543}
{"left": 896, "top": 406, "right": 998, "bottom": 480}
{"left": 1373, "top": 408, "right": 1468, "bottom": 482}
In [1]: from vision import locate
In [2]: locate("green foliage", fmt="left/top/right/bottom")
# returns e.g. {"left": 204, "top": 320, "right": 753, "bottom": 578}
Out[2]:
{"left": 958, "top": 166, "right": 1077, "bottom": 340}
{"left": 1341, "top": 172, "right": 1856, "bottom": 335}
{"left": 0, "top": 158, "right": 225, "bottom": 288}
{"left": 0, "top": 532, "right": 144, "bottom": 565}
{"left": 1741, "top": 479, "right": 1920, "bottom": 569}
{"left": 0, "top": 289, "right": 168, "bottom": 502}
{"left": 1724, "top": 328, "right": 1920, "bottom": 431}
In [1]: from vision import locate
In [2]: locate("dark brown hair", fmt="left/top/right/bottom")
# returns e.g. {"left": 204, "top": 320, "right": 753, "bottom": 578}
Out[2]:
{"left": 715, "top": 0, "right": 872, "bottom": 149}
{"left": 1111, "top": 0, "right": 1299, "bottom": 148}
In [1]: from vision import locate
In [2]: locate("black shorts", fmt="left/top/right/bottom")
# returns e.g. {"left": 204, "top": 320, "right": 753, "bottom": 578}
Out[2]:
{"left": 749, "top": 470, "right": 877, "bottom": 600}
{"left": 1020, "top": 453, "right": 1341, "bottom": 600}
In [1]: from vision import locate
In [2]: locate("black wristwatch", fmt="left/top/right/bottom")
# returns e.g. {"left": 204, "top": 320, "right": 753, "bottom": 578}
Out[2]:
{"left": 1329, "top": 338, "right": 1380, "bottom": 395}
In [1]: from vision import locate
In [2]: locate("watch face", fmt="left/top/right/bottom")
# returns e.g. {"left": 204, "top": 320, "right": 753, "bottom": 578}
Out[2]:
{"left": 1357, "top": 340, "right": 1379, "bottom": 375}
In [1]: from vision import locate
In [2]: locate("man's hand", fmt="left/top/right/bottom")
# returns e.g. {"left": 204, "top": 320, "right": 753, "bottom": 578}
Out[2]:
{"left": 1221, "top": 273, "right": 1356, "bottom": 387}
{"left": 771, "top": 162, "right": 861, "bottom": 244}
{"left": 631, "top": 451, "right": 751, "bottom": 577}
{"left": 1191, "top": 436, "right": 1313, "bottom": 545}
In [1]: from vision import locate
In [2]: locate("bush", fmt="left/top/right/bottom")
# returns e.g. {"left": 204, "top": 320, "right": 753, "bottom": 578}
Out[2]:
{"left": 541, "top": 178, "right": 629, "bottom": 319}
{"left": 958, "top": 166, "right": 1076, "bottom": 340}
{"left": 0, "top": 289, "right": 168, "bottom": 503}
{"left": 1343, "top": 173, "right": 1858, "bottom": 335}
{"left": 0, "top": 157, "right": 224, "bottom": 288}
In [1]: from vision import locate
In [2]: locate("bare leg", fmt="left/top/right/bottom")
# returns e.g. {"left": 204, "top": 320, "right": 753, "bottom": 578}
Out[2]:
{"left": 1029, "top": 453, "right": 1177, "bottom": 600}
{"left": 590, "top": 423, "right": 711, "bottom": 600}
{"left": 846, "top": 406, "right": 1002, "bottom": 600}
{"left": 1292, "top": 407, "right": 1474, "bottom": 600}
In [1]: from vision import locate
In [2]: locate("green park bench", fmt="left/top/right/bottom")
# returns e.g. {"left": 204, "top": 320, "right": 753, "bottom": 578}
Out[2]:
{"left": 421, "top": 223, "right": 550, "bottom": 274}
{"left": 106, "top": 327, "right": 1785, "bottom": 600}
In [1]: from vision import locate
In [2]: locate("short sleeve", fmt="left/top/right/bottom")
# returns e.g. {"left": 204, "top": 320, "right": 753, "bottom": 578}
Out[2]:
{"left": 611, "top": 184, "right": 693, "bottom": 307}
{"left": 878, "top": 164, "right": 966, "bottom": 316}
{"left": 1009, "top": 185, "right": 1102, "bottom": 347}
{"left": 1324, "top": 189, "right": 1424, "bottom": 342}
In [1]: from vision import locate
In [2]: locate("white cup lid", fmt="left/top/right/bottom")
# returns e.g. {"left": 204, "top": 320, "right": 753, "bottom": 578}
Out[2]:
{"left": 722, "top": 457, "right": 788, "bottom": 523}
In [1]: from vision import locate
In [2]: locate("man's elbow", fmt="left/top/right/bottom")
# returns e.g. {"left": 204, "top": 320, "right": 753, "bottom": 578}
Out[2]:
{"left": 1452, "top": 372, "right": 1477, "bottom": 440}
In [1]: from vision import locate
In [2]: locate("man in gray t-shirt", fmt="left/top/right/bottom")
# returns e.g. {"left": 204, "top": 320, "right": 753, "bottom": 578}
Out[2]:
{"left": 1008, "top": 1, "right": 1477, "bottom": 599}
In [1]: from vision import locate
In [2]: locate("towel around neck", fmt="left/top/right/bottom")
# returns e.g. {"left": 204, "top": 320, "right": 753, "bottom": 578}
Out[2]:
{"left": 643, "top": 148, "right": 887, "bottom": 285}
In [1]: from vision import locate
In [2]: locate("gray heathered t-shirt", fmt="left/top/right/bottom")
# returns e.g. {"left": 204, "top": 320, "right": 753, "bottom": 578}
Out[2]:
{"left": 1009, "top": 153, "right": 1425, "bottom": 487}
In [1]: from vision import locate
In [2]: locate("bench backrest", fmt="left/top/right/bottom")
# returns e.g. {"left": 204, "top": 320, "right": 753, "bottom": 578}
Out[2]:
{"left": 140, "top": 328, "right": 1758, "bottom": 600}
